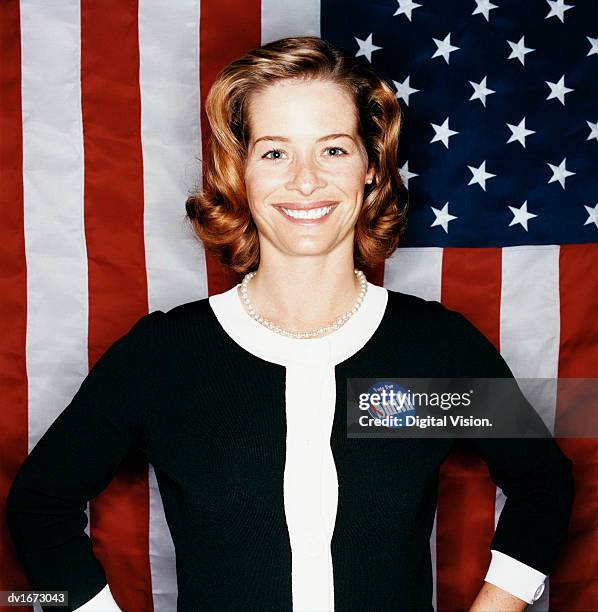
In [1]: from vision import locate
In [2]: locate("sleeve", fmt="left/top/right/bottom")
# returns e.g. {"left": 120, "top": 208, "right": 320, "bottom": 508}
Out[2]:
{"left": 5, "top": 310, "right": 164, "bottom": 611}
{"left": 485, "top": 549, "right": 546, "bottom": 604}
{"left": 73, "top": 584, "right": 121, "bottom": 611}
{"left": 444, "top": 308, "right": 575, "bottom": 582}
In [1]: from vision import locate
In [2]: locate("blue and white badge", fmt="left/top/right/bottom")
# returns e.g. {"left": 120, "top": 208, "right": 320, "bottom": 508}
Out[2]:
{"left": 365, "top": 380, "right": 417, "bottom": 427}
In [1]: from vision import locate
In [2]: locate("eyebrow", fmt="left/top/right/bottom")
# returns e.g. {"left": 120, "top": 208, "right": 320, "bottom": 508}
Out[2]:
{"left": 252, "top": 133, "right": 356, "bottom": 146}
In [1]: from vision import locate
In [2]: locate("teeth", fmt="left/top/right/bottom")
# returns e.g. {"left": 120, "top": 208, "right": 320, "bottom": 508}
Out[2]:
{"left": 281, "top": 206, "right": 333, "bottom": 220}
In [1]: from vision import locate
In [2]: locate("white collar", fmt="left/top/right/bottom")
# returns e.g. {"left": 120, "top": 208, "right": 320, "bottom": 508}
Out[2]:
{"left": 208, "top": 281, "right": 388, "bottom": 367}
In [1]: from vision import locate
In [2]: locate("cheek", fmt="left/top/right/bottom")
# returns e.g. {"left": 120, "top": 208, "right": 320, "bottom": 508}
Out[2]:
{"left": 244, "top": 169, "right": 273, "bottom": 201}
{"left": 245, "top": 166, "right": 281, "bottom": 194}
{"left": 338, "top": 170, "right": 366, "bottom": 194}
{"left": 334, "top": 158, "right": 368, "bottom": 185}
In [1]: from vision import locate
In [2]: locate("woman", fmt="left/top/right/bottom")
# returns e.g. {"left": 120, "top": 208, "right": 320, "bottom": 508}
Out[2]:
{"left": 6, "top": 36, "right": 574, "bottom": 612}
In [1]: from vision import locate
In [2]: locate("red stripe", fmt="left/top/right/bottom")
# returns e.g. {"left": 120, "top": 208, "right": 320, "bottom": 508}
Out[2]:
{"left": 550, "top": 244, "right": 598, "bottom": 610}
{"left": 81, "top": 1, "right": 153, "bottom": 609}
{"left": 436, "top": 247, "right": 502, "bottom": 610}
{"left": 199, "top": 0, "right": 261, "bottom": 295}
{"left": 0, "top": 2, "right": 31, "bottom": 610}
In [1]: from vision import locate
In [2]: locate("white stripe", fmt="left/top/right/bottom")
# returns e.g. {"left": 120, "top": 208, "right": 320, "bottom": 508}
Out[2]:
{"left": 261, "top": 0, "right": 320, "bottom": 44}
{"left": 384, "top": 247, "right": 444, "bottom": 612}
{"left": 497, "top": 245, "right": 560, "bottom": 611}
{"left": 139, "top": 0, "right": 207, "bottom": 314}
{"left": 20, "top": 0, "right": 88, "bottom": 558}
{"left": 138, "top": 1, "right": 205, "bottom": 609}
{"left": 21, "top": 0, "right": 86, "bottom": 452}
{"left": 500, "top": 246, "right": 560, "bottom": 419}
{"left": 148, "top": 467, "right": 177, "bottom": 611}
{"left": 384, "top": 247, "right": 444, "bottom": 302}
{"left": 284, "top": 361, "right": 337, "bottom": 611}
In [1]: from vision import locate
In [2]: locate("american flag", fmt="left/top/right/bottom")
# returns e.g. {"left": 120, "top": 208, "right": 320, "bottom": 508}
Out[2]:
{"left": 0, "top": 1, "right": 596, "bottom": 611}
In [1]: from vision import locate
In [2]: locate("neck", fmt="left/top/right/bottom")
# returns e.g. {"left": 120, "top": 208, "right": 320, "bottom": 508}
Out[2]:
{"left": 239, "top": 259, "right": 365, "bottom": 333}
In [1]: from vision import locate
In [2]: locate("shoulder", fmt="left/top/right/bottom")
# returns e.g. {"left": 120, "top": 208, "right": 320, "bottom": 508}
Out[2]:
{"left": 384, "top": 288, "right": 511, "bottom": 377}
{"left": 131, "top": 296, "right": 214, "bottom": 334}
{"left": 110, "top": 297, "right": 216, "bottom": 362}
{"left": 385, "top": 287, "right": 469, "bottom": 331}
{"left": 148, "top": 296, "right": 213, "bottom": 324}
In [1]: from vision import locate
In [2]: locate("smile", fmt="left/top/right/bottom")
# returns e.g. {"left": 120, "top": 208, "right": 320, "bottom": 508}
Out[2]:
{"left": 275, "top": 203, "right": 340, "bottom": 225}
{"left": 281, "top": 205, "right": 333, "bottom": 219}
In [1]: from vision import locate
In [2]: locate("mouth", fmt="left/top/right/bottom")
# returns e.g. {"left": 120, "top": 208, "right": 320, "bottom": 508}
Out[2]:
{"left": 273, "top": 201, "right": 340, "bottom": 224}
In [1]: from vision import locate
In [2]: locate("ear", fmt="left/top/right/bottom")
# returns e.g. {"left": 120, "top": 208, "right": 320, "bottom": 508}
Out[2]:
{"left": 365, "top": 166, "right": 375, "bottom": 185}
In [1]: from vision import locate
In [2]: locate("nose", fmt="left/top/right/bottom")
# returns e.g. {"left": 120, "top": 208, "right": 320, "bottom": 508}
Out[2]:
{"left": 284, "top": 157, "right": 326, "bottom": 196}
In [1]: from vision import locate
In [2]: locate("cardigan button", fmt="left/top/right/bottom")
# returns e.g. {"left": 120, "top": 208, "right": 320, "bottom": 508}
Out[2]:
{"left": 532, "top": 583, "right": 545, "bottom": 602}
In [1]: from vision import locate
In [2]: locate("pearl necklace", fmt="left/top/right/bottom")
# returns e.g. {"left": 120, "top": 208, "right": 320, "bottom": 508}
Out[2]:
{"left": 239, "top": 269, "right": 368, "bottom": 339}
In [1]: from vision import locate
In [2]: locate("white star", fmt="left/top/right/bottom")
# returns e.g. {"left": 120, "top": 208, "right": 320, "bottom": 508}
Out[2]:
{"left": 399, "top": 161, "right": 418, "bottom": 187}
{"left": 506, "top": 117, "right": 536, "bottom": 147}
{"left": 467, "top": 160, "right": 496, "bottom": 191}
{"left": 469, "top": 76, "right": 495, "bottom": 107}
{"left": 547, "top": 157, "right": 575, "bottom": 189}
{"left": 546, "top": 75, "right": 574, "bottom": 105}
{"left": 508, "top": 200, "right": 538, "bottom": 231}
{"left": 584, "top": 203, "right": 598, "bottom": 228}
{"left": 392, "top": 76, "right": 420, "bottom": 106}
{"left": 355, "top": 33, "right": 382, "bottom": 63}
{"left": 431, "top": 202, "right": 457, "bottom": 233}
{"left": 430, "top": 118, "right": 459, "bottom": 149}
{"left": 587, "top": 120, "right": 598, "bottom": 142}
{"left": 432, "top": 33, "right": 460, "bottom": 64}
{"left": 393, "top": 0, "right": 422, "bottom": 21}
{"left": 545, "top": 0, "right": 573, "bottom": 23}
{"left": 472, "top": 0, "right": 498, "bottom": 21}
{"left": 507, "top": 35, "right": 535, "bottom": 66}
{"left": 588, "top": 36, "right": 598, "bottom": 57}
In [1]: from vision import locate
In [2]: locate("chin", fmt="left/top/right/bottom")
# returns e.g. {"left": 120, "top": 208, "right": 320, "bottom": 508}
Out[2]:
{"left": 282, "top": 238, "right": 335, "bottom": 256}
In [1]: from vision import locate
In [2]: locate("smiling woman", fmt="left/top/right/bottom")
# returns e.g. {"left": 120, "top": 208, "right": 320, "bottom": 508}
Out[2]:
{"left": 185, "top": 36, "right": 408, "bottom": 334}
{"left": 6, "top": 35, "right": 574, "bottom": 612}
{"left": 185, "top": 35, "right": 407, "bottom": 274}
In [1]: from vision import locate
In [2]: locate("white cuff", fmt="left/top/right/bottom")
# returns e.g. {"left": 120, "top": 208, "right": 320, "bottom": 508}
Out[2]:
{"left": 73, "top": 583, "right": 123, "bottom": 611}
{"left": 484, "top": 549, "right": 546, "bottom": 605}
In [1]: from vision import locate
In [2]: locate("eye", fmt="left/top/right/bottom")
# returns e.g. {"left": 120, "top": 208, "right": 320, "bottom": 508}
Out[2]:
{"left": 262, "top": 149, "right": 286, "bottom": 160}
{"left": 260, "top": 146, "right": 349, "bottom": 160}
{"left": 324, "top": 146, "right": 349, "bottom": 156}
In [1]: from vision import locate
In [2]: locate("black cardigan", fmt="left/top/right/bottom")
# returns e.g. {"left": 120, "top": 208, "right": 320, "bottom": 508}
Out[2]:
{"left": 6, "top": 287, "right": 575, "bottom": 611}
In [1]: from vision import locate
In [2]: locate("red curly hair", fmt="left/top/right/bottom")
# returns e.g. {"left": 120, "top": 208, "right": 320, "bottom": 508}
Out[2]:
{"left": 185, "top": 35, "right": 408, "bottom": 274}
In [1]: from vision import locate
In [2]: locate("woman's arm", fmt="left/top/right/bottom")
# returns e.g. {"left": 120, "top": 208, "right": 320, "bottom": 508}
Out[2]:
{"left": 6, "top": 311, "right": 163, "bottom": 611}
{"left": 443, "top": 307, "right": 575, "bottom": 608}
{"left": 470, "top": 581, "right": 528, "bottom": 612}
{"left": 465, "top": 432, "right": 574, "bottom": 609}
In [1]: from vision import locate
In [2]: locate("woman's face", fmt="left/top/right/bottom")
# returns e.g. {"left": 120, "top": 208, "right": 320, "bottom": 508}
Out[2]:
{"left": 243, "top": 78, "right": 374, "bottom": 261}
